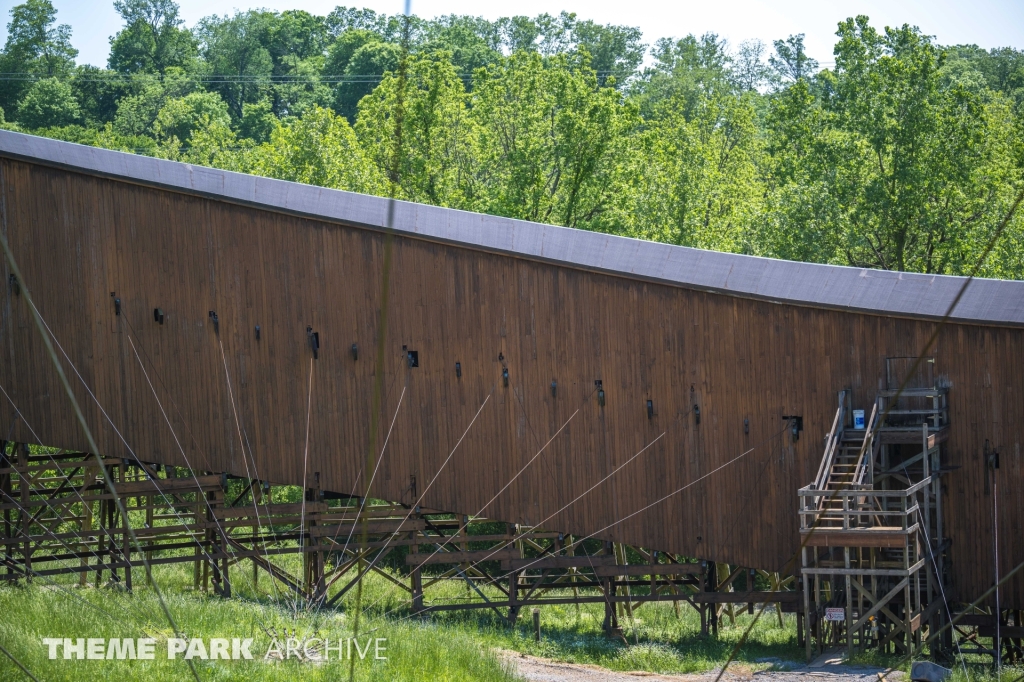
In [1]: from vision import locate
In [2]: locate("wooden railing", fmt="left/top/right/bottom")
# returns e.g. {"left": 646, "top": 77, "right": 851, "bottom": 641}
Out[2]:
{"left": 812, "top": 391, "right": 848, "bottom": 493}
{"left": 798, "top": 477, "right": 931, "bottom": 534}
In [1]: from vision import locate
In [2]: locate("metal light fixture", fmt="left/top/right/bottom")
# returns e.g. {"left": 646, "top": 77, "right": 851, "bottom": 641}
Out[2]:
{"left": 551, "top": 380, "right": 557, "bottom": 398}
{"left": 153, "top": 308, "right": 164, "bottom": 324}
{"left": 744, "top": 418, "right": 749, "bottom": 434}
{"left": 693, "top": 404, "right": 700, "bottom": 425}
{"left": 351, "top": 343, "right": 358, "bottom": 361}
{"left": 596, "top": 380, "right": 605, "bottom": 407}
{"left": 647, "top": 400, "right": 654, "bottom": 420}
{"left": 455, "top": 362, "right": 461, "bottom": 378}
{"left": 502, "top": 367, "right": 509, "bottom": 387}
{"left": 255, "top": 325, "right": 261, "bottom": 340}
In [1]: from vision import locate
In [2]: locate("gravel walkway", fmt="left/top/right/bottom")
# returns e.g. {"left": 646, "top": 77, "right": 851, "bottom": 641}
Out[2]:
{"left": 501, "top": 650, "right": 905, "bottom": 682}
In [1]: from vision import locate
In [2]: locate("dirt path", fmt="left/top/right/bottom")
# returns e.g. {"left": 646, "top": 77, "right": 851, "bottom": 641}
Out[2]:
{"left": 501, "top": 651, "right": 904, "bottom": 682}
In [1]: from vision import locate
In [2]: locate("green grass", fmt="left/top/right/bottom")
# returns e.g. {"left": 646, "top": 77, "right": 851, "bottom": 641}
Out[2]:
{"left": 12, "top": 555, "right": 1019, "bottom": 682}
{"left": 421, "top": 591, "right": 805, "bottom": 674}
{"left": 0, "top": 561, "right": 520, "bottom": 681}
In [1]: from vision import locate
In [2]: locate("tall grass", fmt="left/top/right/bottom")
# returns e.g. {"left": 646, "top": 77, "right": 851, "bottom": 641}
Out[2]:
{"left": 0, "top": 561, "right": 520, "bottom": 681}
{"left": 15, "top": 553, "right": 1012, "bottom": 681}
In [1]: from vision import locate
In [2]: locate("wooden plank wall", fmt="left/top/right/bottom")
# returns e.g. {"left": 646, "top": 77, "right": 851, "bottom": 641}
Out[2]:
{"left": 0, "top": 159, "right": 1020, "bottom": 607}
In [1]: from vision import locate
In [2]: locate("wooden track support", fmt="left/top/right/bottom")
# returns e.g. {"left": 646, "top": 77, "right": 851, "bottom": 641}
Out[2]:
{"left": 0, "top": 442, "right": 803, "bottom": 633}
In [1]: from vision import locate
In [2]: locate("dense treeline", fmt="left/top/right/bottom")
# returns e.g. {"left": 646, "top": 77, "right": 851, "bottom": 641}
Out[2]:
{"left": 2, "top": 0, "right": 1023, "bottom": 277}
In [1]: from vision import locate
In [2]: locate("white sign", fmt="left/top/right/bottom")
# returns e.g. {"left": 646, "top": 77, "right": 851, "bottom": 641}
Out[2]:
{"left": 825, "top": 608, "right": 846, "bottom": 622}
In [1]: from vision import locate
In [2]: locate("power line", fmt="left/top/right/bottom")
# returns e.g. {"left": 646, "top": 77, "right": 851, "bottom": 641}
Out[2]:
{"left": 0, "top": 70, "right": 621, "bottom": 84}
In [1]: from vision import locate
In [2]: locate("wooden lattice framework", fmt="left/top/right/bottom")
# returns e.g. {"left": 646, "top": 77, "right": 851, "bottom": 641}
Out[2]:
{"left": 1, "top": 442, "right": 800, "bottom": 635}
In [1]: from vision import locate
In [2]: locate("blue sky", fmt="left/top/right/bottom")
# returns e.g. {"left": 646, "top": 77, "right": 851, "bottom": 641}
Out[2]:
{"left": 3, "top": 0, "right": 1023, "bottom": 69}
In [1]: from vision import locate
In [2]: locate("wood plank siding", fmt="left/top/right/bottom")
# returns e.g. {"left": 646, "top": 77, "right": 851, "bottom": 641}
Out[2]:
{"left": 0, "top": 153, "right": 1021, "bottom": 607}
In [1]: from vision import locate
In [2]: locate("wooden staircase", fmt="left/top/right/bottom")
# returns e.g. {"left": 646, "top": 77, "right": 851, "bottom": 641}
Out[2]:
{"left": 808, "top": 393, "right": 878, "bottom": 528}
{"left": 799, "top": 365, "right": 951, "bottom": 662}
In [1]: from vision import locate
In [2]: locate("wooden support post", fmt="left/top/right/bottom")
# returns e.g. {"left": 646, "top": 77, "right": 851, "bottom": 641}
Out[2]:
{"left": 615, "top": 543, "right": 635, "bottom": 623}
{"left": 203, "top": 492, "right": 212, "bottom": 593}
{"left": 17, "top": 446, "right": 31, "bottom": 583}
{"left": 844, "top": 494, "right": 853, "bottom": 655}
{"left": 96, "top": 498, "right": 106, "bottom": 588}
{"left": 509, "top": 524, "right": 522, "bottom": 625}
{"left": 145, "top": 491, "right": 153, "bottom": 587}
{"left": 748, "top": 568, "right": 756, "bottom": 615}
{"left": 460, "top": 515, "right": 470, "bottom": 598}
{"left": 699, "top": 560, "right": 708, "bottom": 636}
{"left": 772, "top": 572, "right": 786, "bottom": 627}
{"left": 813, "top": 573, "right": 822, "bottom": 656}
{"left": 193, "top": 496, "right": 202, "bottom": 592}
{"left": 716, "top": 562, "right": 735, "bottom": 627}
{"left": 601, "top": 541, "right": 618, "bottom": 633}
{"left": 709, "top": 561, "right": 719, "bottom": 637}
{"left": 220, "top": 543, "right": 231, "bottom": 598}
{"left": 903, "top": 495, "right": 911, "bottom": 655}
{"left": 410, "top": 511, "right": 423, "bottom": 614}
{"left": 797, "top": 583, "right": 805, "bottom": 649}
{"left": 215, "top": 487, "right": 230, "bottom": 598}
{"left": 2, "top": 449, "right": 10, "bottom": 583}
{"left": 251, "top": 483, "right": 260, "bottom": 591}
{"left": 122, "top": 479, "right": 132, "bottom": 592}
{"left": 566, "top": 534, "right": 581, "bottom": 615}
{"left": 1, "top": 444, "right": 11, "bottom": 581}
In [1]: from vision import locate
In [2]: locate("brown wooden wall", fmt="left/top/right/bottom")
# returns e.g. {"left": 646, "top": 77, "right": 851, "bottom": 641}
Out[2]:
{"left": 1, "top": 159, "right": 1021, "bottom": 606}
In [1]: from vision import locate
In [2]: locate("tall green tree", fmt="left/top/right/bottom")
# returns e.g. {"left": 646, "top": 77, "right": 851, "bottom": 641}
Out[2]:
{"left": 770, "top": 33, "right": 818, "bottom": 84}
{"left": 196, "top": 11, "right": 274, "bottom": 119}
{"left": 108, "top": 0, "right": 197, "bottom": 74}
{"left": 627, "top": 92, "right": 763, "bottom": 250}
{"left": 153, "top": 89, "right": 230, "bottom": 145}
{"left": 756, "top": 79, "right": 862, "bottom": 263}
{"left": 261, "top": 10, "right": 331, "bottom": 116}
{"left": 470, "top": 51, "right": 637, "bottom": 228}
{"left": 733, "top": 39, "right": 771, "bottom": 92}
{"left": 109, "top": 67, "right": 195, "bottom": 136}
{"left": 759, "top": 17, "right": 1023, "bottom": 276}
{"left": 632, "top": 33, "right": 734, "bottom": 120}
{"left": 331, "top": 40, "right": 402, "bottom": 121}
{"left": 827, "top": 18, "right": 983, "bottom": 272}
{"left": 0, "top": 0, "right": 77, "bottom": 116}
{"left": 569, "top": 17, "right": 645, "bottom": 87}
{"left": 16, "top": 76, "right": 80, "bottom": 128}
{"left": 356, "top": 52, "right": 476, "bottom": 207}
{"left": 247, "top": 105, "right": 382, "bottom": 194}
{"left": 70, "top": 65, "right": 124, "bottom": 125}
{"left": 422, "top": 15, "right": 501, "bottom": 75}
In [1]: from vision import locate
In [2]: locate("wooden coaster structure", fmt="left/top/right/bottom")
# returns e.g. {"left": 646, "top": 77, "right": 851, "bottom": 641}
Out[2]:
{"left": 1, "top": 441, "right": 799, "bottom": 634}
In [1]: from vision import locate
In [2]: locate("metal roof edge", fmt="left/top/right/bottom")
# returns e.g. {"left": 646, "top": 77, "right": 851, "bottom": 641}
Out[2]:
{"left": 2, "top": 129, "right": 1022, "bottom": 328}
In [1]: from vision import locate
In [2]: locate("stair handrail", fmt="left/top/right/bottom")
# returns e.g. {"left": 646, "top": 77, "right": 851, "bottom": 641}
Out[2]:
{"left": 813, "top": 392, "right": 846, "bottom": 493}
